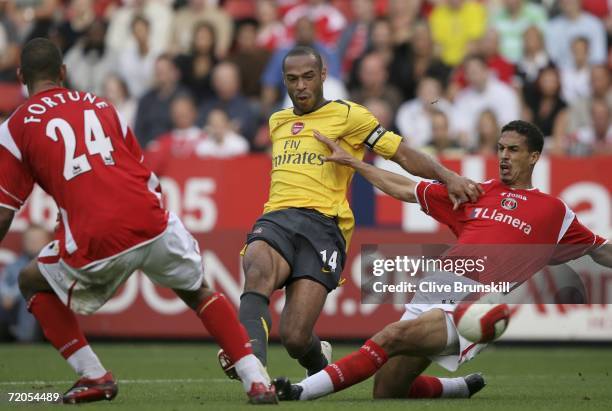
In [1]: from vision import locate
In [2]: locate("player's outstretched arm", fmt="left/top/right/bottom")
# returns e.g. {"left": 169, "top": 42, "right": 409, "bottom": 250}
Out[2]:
{"left": 589, "top": 242, "right": 612, "bottom": 267}
{"left": 0, "top": 207, "right": 15, "bottom": 243}
{"left": 314, "top": 130, "right": 417, "bottom": 203}
{"left": 390, "top": 140, "right": 483, "bottom": 209}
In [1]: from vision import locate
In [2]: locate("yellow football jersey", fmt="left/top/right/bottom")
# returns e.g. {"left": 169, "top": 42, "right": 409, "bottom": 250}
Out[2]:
{"left": 263, "top": 100, "right": 403, "bottom": 248}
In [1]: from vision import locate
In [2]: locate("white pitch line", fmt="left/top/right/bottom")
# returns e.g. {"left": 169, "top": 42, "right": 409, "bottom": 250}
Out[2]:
{"left": 0, "top": 378, "right": 232, "bottom": 386}
{"left": 0, "top": 377, "right": 304, "bottom": 387}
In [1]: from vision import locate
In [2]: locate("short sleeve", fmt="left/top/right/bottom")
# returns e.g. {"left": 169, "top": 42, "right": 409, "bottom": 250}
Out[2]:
{"left": 0, "top": 141, "right": 34, "bottom": 211}
{"left": 342, "top": 103, "right": 402, "bottom": 159}
{"left": 551, "top": 216, "right": 607, "bottom": 263}
{"left": 124, "top": 127, "right": 144, "bottom": 162}
{"left": 114, "top": 107, "right": 144, "bottom": 162}
{"left": 415, "top": 181, "right": 462, "bottom": 235}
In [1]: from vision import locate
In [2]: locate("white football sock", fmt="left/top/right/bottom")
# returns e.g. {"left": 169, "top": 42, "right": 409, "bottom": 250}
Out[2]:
{"left": 234, "top": 354, "right": 270, "bottom": 392}
{"left": 439, "top": 377, "right": 470, "bottom": 398}
{"left": 66, "top": 345, "right": 106, "bottom": 379}
{"left": 297, "top": 370, "right": 334, "bottom": 400}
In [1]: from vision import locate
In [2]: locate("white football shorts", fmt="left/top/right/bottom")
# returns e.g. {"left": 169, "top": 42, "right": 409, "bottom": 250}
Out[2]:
{"left": 400, "top": 271, "right": 487, "bottom": 371}
{"left": 37, "top": 212, "right": 204, "bottom": 314}
{"left": 400, "top": 303, "right": 487, "bottom": 372}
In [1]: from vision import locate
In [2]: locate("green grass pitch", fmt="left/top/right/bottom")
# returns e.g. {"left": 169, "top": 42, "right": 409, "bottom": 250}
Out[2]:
{"left": 0, "top": 343, "right": 610, "bottom": 410}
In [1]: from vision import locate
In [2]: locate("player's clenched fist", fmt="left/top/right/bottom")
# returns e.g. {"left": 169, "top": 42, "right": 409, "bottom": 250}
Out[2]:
{"left": 445, "top": 174, "right": 483, "bottom": 210}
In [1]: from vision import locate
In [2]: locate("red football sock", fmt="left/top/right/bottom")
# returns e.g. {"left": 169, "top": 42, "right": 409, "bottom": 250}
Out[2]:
{"left": 197, "top": 292, "right": 252, "bottom": 362}
{"left": 324, "top": 339, "right": 388, "bottom": 392}
{"left": 408, "top": 375, "right": 443, "bottom": 398}
{"left": 27, "top": 292, "right": 88, "bottom": 359}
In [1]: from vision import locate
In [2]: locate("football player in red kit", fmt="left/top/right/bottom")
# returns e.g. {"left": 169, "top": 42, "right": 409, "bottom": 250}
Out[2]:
{"left": 273, "top": 121, "right": 611, "bottom": 401}
{"left": 0, "top": 38, "right": 276, "bottom": 404}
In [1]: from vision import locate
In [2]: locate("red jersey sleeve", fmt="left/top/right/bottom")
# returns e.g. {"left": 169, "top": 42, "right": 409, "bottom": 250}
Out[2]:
{"left": 415, "top": 181, "right": 462, "bottom": 235}
{"left": 0, "top": 121, "right": 34, "bottom": 210}
{"left": 124, "top": 127, "right": 144, "bottom": 162}
{"left": 113, "top": 107, "right": 143, "bottom": 162}
{"left": 551, "top": 216, "right": 607, "bottom": 263}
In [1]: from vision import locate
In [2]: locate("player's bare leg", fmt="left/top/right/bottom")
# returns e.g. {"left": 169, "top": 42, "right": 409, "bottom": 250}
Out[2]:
{"left": 18, "top": 260, "right": 115, "bottom": 404}
{"left": 173, "top": 282, "right": 277, "bottom": 404}
{"left": 275, "top": 309, "right": 482, "bottom": 400}
{"left": 238, "top": 241, "right": 291, "bottom": 365}
{"left": 279, "top": 278, "right": 330, "bottom": 375}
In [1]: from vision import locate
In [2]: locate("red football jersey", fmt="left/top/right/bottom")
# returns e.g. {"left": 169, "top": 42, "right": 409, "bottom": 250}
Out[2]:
{"left": 0, "top": 87, "right": 168, "bottom": 268}
{"left": 415, "top": 179, "right": 606, "bottom": 284}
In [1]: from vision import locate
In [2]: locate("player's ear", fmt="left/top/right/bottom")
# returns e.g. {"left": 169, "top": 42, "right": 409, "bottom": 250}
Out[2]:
{"left": 16, "top": 68, "right": 25, "bottom": 85}
{"left": 59, "top": 64, "right": 67, "bottom": 84}
{"left": 529, "top": 150, "right": 540, "bottom": 166}
{"left": 320, "top": 66, "right": 327, "bottom": 82}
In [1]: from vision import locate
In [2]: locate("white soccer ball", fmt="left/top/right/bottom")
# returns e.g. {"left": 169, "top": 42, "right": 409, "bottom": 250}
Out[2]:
{"left": 453, "top": 303, "right": 511, "bottom": 343}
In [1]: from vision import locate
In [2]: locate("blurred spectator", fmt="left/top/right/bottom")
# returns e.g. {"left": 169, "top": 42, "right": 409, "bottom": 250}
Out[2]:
{"left": 349, "top": 17, "right": 406, "bottom": 91}
{"left": 199, "top": 61, "right": 258, "bottom": 145}
{"left": 395, "top": 76, "right": 453, "bottom": 148}
{"left": 349, "top": 51, "right": 402, "bottom": 110}
{"left": 569, "top": 65, "right": 612, "bottom": 132}
{"left": 449, "top": 28, "right": 515, "bottom": 93}
{"left": 363, "top": 97, "right": 396, "bottom": 132}
{"left": 475, "top": 109, "right": 501, "bottom": 155}
{"left": 515, "top": 25, "right": 551, "bottom": 98}
{"left": 228, "top": 19, "right": 271, "bottom": 101}
{"left": 391, "top": 20, "right": 451, "bottom": 101}
{"left": 102, "top": 73, "right": 137, "bottom": 129}
{"left": 116, "top": 14, "right": 159, "bottom": 99}
{"left": 255, "top": 0, "right": 291, "bottom": 51}
{"left": 0, "top": 225, "right": 49, "bottom": 342}
{"left": 568, "top": 98, "right": 612, "bottom": 155}
{"left": 545, "top": 0, "right": 606, "bottom": 69}
{"left": 64, "top": 19, "right": 112, "bottom": 95}
{"left": 175, "top": 21, "right": 218, "bottom": 104}
{"left": 170, "top": 0, "right": 234, "bottom": 58}
{"left": 260, "top": 16, "right": 340, "bottom": 115}
{"left": 560, "top": 37, "right": 592, "bottom": 105}
{"left": 134, "top": 54, "right": 188, "bottom": 148}
{"left": 54, "top": 0, "right": 95, "bottom": 53}
{"left": 0, "top": 2, "right": 19, "bottom": 81}
{"left": 476, "top": 28, "right": 515, "bottom": 85}
{"left": 15, "top": 0, "right": 59, "bottom": 43}
{"left": 452, "top": 55, "right": 520, "bottom": 148}
{"left": 523, "top": 65, "right": 569, "bottom": 153}
{"left": 105, "top": 0, "right": 172, "bottom": 54}
{"left": 196, "top": 108, "right": 249, "bottom": 158}
{"left": 422, "top": 110, "right": 465, "bottom": 158}
{"left": 337, "top": 0, "right": 376, "bottom": 76}
{"left": 428, "top": 0, "right": 487, "bottom": 66}
{"left": 490, "top": 0, "right": 548, "bottom": 63}
{"left": 283, "top": 0, "right": 347, "bottom": 49}
{"left": 388, "top": 0, "right": 423, "bottom": 46}
{"left": 145, "top": 94, "right": 203, "bottom": 175}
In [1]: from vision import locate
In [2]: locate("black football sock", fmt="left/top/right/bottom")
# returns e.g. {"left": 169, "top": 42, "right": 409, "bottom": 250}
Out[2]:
{"left": 239, "top": 291, "right": 272, "bottom": 366}
{"left": 297, "top": 334, "right": 328, "bottom": 376}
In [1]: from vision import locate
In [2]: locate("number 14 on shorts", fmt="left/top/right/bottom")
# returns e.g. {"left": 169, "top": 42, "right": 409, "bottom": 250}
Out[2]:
{"left": 319, "top": 249, "right": 338, "bottom": 272}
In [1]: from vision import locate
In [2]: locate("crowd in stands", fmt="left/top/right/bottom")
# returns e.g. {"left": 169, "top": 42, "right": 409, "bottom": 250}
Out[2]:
{"left": 0, "top": 0, "right": 610, "bottom": 164}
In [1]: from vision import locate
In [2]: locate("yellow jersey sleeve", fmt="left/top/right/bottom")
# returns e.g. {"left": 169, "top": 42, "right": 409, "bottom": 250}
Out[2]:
{"left": 341, "top": 103, "right": 403, "bottom": 159}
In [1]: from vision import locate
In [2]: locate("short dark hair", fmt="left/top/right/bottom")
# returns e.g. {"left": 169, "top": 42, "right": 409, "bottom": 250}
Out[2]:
{"left": 282, "top": 46, "right": 323, "bottom": 73}
{"left": 20, "top": 38, "right": 63, "bottom": 86}
{"left": 501, "top": 120, "right": 544, "bottom": 153}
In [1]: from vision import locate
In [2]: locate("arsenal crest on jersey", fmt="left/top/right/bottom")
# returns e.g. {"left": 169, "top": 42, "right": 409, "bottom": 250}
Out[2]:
{"left": 291, "top": 122, "right": 305, "bottom": 135}
{"left": 501, "top": 198, "right": 518, "bottom": 210}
